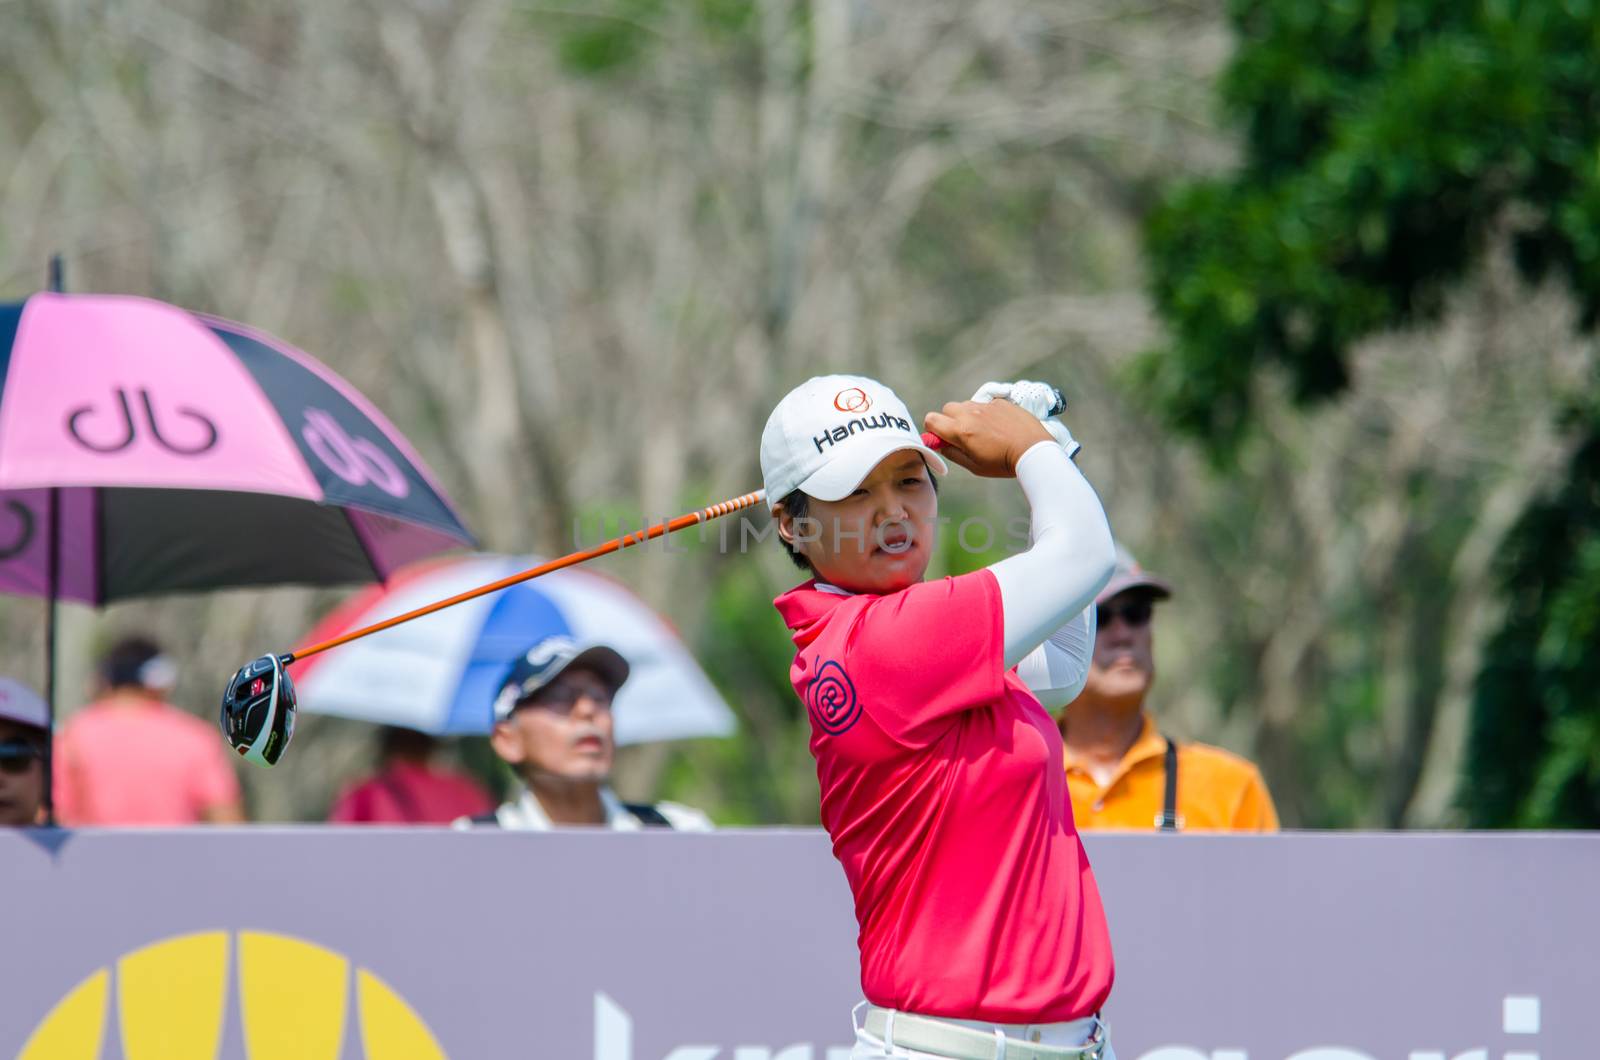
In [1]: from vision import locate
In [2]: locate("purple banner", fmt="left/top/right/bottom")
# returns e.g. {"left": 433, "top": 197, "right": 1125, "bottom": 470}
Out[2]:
{"left": 0, "top": 830, "right": 1593, "bottom": 1058}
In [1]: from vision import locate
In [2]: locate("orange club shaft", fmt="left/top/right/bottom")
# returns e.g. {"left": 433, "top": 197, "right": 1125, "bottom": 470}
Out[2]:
{"left": 284, "top": 489, "right": 768, "bottom": 664}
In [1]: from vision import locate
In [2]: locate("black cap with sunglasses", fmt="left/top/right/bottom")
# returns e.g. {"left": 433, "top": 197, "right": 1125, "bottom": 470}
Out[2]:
{"left": 491, "top": 636, "right": 630, "bottom": 723}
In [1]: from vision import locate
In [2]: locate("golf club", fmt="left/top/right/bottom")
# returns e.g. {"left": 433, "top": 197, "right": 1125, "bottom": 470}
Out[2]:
{"left": 220, "top": 488, "right": 767, "bottom": 765}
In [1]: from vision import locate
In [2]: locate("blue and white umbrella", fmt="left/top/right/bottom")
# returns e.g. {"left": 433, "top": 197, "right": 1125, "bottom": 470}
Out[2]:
{"left": 290, "top": 555, "right": 735, "bottom": 745}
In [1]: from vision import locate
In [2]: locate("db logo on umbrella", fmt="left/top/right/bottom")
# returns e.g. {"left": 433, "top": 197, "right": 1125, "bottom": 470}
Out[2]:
{"left": 19, "top": 930, "right": 446, "bottom": 1059}
{"left": 302, "top": 409, "right": 410, "bottom": 499}
{"left": 66, "top": 387, "right": 220, "bottom": 456}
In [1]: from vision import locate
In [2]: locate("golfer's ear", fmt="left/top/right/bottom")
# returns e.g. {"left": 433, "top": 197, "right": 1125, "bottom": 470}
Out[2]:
{"left": 772, "top": 503, "right": 796, "bottom": 547}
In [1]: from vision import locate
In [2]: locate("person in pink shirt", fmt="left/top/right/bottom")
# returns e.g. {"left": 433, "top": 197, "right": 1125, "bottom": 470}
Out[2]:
{"left": 327, "top": 726, "right": 493, "bottom": 824}
{"left": 764, "top": 376, "right": 1117, "bottom": 1058}
{"left": 54, "top": 637, "right": 244, "bottom": 826}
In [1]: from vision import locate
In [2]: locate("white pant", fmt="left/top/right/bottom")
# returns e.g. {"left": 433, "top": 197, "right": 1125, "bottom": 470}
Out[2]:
{"left": 849, "top": 1003, "right": 1116, "bottom": 1060}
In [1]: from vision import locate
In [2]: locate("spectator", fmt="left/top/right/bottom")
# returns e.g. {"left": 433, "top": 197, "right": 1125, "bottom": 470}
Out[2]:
{"left": 327, "top": 726, "right": 494, "bottom": 824}
{"left": 458, "top": 634, "right": 711, "bottom": 830}
{"left": 1060, "top": 547, "right": 1279, "bottom": 831}
{"left": 54, "top": 637, "right": 245, "bottom": 825}
{"left": 0, "top": 678, "right": 49, "bottom": 827}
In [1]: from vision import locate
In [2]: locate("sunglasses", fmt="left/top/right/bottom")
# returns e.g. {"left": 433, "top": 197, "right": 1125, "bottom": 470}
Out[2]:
{"left": 1097, "top": 597, "right": 1154, "bottom": 629}
{"left": 514, "top": 680, "right": 615, "bottom": 717}
{"left": 0, "top": 739, "right": 42, "bottom": 775}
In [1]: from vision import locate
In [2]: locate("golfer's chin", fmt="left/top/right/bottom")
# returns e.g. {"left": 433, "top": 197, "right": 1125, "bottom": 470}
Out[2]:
{"left": 829, "top": 545, "right": 930, "bottom": 595}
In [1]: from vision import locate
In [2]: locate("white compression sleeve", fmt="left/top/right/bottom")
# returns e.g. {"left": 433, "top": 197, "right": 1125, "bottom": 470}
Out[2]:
{"left": 1014, "top": 605, "right": 1097, "bottom": 710}
{"left": 990, "top": 441, "right": 1116, "bottom": 669}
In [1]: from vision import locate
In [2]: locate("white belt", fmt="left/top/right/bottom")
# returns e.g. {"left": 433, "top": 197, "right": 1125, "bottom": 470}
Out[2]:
{"left": 863, "top": 1006, "right": 1106, "bottom": 1060}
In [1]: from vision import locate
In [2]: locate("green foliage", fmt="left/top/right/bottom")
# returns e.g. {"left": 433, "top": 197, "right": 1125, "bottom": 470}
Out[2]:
{"left": 1144, "top": 0, "right": 1600, "bottom": 825}
{"left": 523, "top": 0, "right": 756, "bottom": 76}
{"left": 1143, "top": 0, "right": 1600, "bottom": 451}
{"left": 1464, "top": 424, "right": 1600, "bottom": 827}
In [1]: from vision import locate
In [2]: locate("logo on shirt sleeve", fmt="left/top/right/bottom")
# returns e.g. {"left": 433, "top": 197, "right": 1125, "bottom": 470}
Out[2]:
{"left": 806, "top": 660, "right": 861, "bottom": 735}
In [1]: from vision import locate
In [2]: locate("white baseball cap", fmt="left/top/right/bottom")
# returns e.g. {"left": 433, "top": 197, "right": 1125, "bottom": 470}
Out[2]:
{"left": 0, "top": 677, "right": 49, "bottom": 731}
{"left": 760, "top": 375, "right": 948, "bottom": 511}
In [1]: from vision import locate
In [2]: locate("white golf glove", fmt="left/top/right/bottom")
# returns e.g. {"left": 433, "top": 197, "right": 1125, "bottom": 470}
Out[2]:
{"left": 970, "top": 380, "right": 1081, "bottom": 460}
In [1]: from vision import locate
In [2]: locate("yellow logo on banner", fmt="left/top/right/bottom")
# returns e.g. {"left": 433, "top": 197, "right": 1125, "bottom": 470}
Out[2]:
{"left": 18, "top": 930, "right": 447, "bottom": 1059}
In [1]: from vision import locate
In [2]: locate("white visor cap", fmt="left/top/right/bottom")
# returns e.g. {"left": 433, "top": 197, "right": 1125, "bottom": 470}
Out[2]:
{"left": 760, "top": 374, "right": 947, "bottom": 510}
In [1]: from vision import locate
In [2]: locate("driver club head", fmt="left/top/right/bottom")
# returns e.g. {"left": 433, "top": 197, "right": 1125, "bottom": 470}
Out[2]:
{"left": 220, "top": 653, "right": 297, "bottom": 767}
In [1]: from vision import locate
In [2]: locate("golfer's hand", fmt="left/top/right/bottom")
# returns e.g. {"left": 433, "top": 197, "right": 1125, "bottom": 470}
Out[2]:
{"left": 972, "top": 380, "right": 1081, "bottom": 460}
{"left": 924, "top": 399, "right": 1053, "bottom": 478}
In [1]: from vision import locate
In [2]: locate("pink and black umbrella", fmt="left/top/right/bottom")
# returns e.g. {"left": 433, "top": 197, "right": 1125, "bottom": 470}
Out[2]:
{"left": 0, "top": 292, "right": 473, "bottom": 601}
{"left": 0, "top": 288, "right": 476, "bottom": 815}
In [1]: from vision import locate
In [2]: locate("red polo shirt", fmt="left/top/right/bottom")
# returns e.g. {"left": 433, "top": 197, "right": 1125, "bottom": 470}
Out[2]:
{"left": 327, "top": 762, "right": 493, "bottom": 825}
{"left": 775, "top": 572, "right": 1114, "bottom": 1023}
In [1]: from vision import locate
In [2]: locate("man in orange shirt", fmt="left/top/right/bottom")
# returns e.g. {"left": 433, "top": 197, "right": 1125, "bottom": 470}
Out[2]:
{"left": 1060, "top": 548, "right": 1278, "bottom": 831}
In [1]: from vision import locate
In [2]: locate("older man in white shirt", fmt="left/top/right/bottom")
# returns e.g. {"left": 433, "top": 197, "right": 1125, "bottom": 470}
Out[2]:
{"left": 457, "top": 635, "right": 711, "bottom": 831}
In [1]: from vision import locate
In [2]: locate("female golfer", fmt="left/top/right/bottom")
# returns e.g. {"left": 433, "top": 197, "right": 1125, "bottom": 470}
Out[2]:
{"left": 762, "top": 374, "right": 1117, "bottom": 1059}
